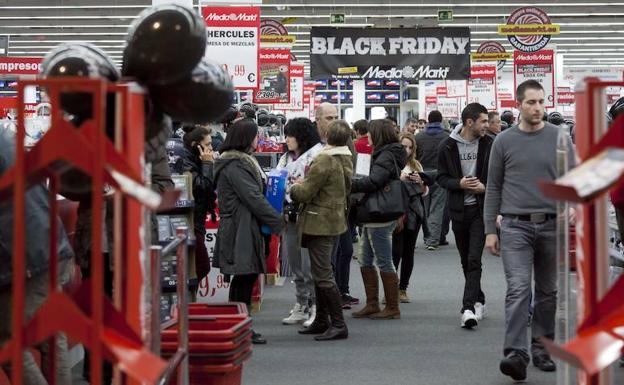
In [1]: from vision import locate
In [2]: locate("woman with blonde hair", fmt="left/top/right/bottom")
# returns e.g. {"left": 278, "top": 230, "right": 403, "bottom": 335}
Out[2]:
{"left": 392, "top": 133, "right": 431, "bottom": 303}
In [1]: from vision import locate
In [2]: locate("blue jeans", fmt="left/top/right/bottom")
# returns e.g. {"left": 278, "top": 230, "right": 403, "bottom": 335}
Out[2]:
{"left": 358, "top": 222, "right": 397, "bottom": 273}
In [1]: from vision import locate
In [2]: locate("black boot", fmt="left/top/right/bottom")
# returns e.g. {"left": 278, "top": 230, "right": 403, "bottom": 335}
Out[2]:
{"left": 299, "top": 285, "right": 330, "bottom": 335}
{"left": 315, "top": 285, "right": 348, "bottom": 341}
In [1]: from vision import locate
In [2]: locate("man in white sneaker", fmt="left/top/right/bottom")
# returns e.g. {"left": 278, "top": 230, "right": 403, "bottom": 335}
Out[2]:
{"left": 436, "top": 103, "right": 492, "bottom": 329}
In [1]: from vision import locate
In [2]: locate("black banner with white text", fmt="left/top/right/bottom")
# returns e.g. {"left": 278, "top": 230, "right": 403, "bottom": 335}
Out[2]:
{"left": 310, "top": 27, "right": 471, "bottom": 80}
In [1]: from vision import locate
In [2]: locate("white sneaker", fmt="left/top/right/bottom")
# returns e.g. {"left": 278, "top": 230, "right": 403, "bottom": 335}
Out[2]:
{"left": 475, "top": 302, "right": 486, "bottom": 320}
{"left": 282, "top": 303, "right": 308, "bottom": 325}
{"left": 302, "top": 305, "right": 316, "bottom": 328}
{"left": 461, "top": 310, "right": 478, "bottom": 329}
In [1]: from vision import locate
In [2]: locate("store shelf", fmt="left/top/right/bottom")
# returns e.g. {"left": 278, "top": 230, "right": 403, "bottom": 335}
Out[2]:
{"left": 159, "top": 238, "right": 196, "bottom": 248}
{"left": 159, "top": 200, "right": 195, "bottom": 215}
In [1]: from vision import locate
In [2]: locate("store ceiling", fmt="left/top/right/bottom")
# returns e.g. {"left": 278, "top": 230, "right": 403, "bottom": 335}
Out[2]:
{"left": 1, "top": 0, "right": 623, "bottom": 74}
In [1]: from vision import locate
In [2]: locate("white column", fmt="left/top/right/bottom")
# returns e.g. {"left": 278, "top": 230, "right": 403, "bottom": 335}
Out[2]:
{"left": 352, "top": 80, "right": 366, "bottom": 121}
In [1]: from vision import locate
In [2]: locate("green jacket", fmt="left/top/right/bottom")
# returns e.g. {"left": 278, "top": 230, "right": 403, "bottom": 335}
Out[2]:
{"left": 290, "top": 146, "right": 353, "bottom": 238}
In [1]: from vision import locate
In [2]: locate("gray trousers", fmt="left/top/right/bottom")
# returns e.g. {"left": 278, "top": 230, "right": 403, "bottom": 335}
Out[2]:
{"left": 500, "top": 216, "right": 557, "bottom": 359}
{"left": 424, "top": 184, "right": 448, "bottom": 247}
{"left": 0, "top": 259, "right": 72, "bottom": 385}
{"left": 285, "top": 221, "right": 315, "bottom": 306}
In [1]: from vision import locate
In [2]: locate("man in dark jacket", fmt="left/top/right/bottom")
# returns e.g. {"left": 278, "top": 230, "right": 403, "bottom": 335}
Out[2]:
{"left": 437, "top": 103, "right": 492, "bottom": 330}
{"left": 415, "top": 110, "right": 449, "bottom": 250}
{"left": 0, "top": 126, "right": 75, "bottom": 385}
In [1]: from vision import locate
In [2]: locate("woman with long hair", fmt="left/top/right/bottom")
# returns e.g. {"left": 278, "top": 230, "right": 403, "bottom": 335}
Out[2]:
{"left": 181, "top": 125, "right": 217, "bottom": 281}
{"left": 392, "top": 133, "right": 430, "bottom": 303}
{"left": 213, "top": 118, "right": 284, "bottom": 344}
{"left": 277, "top": 118, "right": 322, "bottom": 326}
{"left": 351, "top": 119, "right": 407, "bottom": 320}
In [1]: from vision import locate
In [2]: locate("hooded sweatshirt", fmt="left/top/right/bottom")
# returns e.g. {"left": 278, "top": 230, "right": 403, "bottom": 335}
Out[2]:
{"left": 450, "top": 124, "right": 479, "bottom": 206}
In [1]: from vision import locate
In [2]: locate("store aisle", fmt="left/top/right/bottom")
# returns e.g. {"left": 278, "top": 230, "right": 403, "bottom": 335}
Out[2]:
{"left": 246, "top": 242, "right": 556, "bottom": 385}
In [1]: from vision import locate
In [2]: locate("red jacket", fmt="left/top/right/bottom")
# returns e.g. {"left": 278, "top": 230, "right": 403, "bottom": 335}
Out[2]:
{"left": 354, "top": 136, "right": 373, "bottom": 154}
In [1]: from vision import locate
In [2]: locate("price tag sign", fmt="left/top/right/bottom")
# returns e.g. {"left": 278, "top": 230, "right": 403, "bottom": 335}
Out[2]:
{"left": 202, "top": 6, "right": 260, "bottom": 89}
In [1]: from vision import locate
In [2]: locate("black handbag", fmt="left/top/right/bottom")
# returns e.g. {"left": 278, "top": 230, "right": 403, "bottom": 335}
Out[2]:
{"left": 356, "top": 155, "right": 408, "bottom": 223}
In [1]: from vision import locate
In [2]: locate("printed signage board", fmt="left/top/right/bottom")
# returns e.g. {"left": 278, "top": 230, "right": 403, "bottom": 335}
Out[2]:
{"left": 203, "top": 6, "right": 260, "bottom": 89}
{"left": 254, "top": 48, "right": 291, "bottom": 104}
{"left": 467, "top": 64, "right": 498, "bottom": 111}
{"left": 310, "top": 27, "right": 471, "bottom": 80}
{"left": 513, "top": 49, "right": 556, "bottom": 108}
{"left": 0, "top": 57, "right": 42, "bottom": 75}
{"left": 499, "top": 7, "right": 560, "bottom": 53}
{"left": 472, "top": 41, "right": 511, "bottom": 70}
{"left": 274, "top": 63, "right": 305, "bottom": 110}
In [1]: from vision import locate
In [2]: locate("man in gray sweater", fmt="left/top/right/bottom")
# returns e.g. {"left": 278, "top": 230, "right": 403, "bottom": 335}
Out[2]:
{"left": 484, "top": 80, "right": 575, "bottom": 382}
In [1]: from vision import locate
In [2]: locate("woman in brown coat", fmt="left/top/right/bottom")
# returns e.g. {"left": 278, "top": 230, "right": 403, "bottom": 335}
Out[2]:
{"left": 290, "top": 120, "right": 353, "bottom": 341}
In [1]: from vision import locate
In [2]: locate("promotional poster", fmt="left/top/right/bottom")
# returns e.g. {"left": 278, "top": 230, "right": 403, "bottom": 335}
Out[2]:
{"left": 202, "top": 6, "right": 260, "bottom": 89}
{"left": 254, "top": 48, "right": 291, "bottom": 104}
{"left": 274, "top": 63, "right": 305, "bottom": 110}
{"left": 467, "top": 65, "right": 498, "bottom": 111}
{"left": 310, "top": 27, "right": 471, "bottom": 80}
{"left": 513, "top": 49, "right": 556, "bottom": 108}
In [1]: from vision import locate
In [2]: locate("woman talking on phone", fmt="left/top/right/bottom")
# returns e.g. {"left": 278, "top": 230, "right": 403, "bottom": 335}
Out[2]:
{"left": 182, "top": 125, "right": 217, "bottom": 282}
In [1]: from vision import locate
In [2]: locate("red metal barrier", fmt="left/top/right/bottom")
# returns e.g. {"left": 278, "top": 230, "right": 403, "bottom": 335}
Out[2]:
{"left": 0, "top": 78, "right": 167, "bottom": 385}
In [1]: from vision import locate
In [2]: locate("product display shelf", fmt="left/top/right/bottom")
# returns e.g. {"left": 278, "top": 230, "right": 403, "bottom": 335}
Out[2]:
{"left": 158, "top": 172, "right": 197, "bottom": 323}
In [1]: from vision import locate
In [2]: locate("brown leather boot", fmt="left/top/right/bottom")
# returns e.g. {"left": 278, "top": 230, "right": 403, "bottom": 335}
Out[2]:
{"left": 352, "top": 266, "right": 380, "bottom": 318}
{"left": 370, "top": 271, "right": 401, "bottom": 320}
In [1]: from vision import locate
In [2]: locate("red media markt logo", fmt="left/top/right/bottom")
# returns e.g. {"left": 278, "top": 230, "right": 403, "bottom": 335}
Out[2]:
{"left": 505, "top": 7, "right": 553, "bottom": 52}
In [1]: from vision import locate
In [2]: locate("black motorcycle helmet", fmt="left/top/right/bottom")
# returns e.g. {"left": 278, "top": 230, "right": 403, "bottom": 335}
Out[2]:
{"left": 149, "top": 58, "right": 234, "bottom": 124}
{"left": 122, "top": 4, "right": 206, "bottom": 85}
{"left": 609, "top": 97, "right": 624, "bottom": 122}
{"left": 239, "top": 103, "right": 257, "bottom": 119}
{"left": 41, "top": 42, "right": 120, "bottom": 139}
{"left": 501, "top": 110, "right": 515, "bottom": 126}
{"left": 257, "top": 112, "right": 270, "bottom": 127}
{"left": 547, "top": 111, "right": 564, "bottom": 126}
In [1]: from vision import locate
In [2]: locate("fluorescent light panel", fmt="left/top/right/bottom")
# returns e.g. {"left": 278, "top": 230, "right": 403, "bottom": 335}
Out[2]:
{"left": 261, "top": 3, "right": 624, "bottom": 7}
{"left": 263, "top": 13, "right": 624, "bottom": 18}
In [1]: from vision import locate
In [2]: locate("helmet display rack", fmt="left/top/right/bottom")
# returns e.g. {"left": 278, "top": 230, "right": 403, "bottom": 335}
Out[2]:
{"left": 540, "top": 78, "right": 624, "bottom": 385}
{"left": 0, "top": 78, "right": 189, "bottom": 385}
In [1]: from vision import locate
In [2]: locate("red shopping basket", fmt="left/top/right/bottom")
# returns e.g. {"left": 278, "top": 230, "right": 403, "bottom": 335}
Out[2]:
{"left": 161, "top": 329, "right": 252, "bottom": 355}
{"left": 188, "top": 303, "right": 249, "bottom": 319}
{"left": 162, "top": 317, "right": 252, "bottom": 343}
{"left": 185, "top": 342, "right": 252, "bottom": 366}
{"left": 169, "top": 350, "right": 251, "bottom": 385}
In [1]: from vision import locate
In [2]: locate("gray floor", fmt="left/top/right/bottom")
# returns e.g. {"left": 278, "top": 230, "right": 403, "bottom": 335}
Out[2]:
{"left": 244, "top": 240, "right": 622, "bottom": 385}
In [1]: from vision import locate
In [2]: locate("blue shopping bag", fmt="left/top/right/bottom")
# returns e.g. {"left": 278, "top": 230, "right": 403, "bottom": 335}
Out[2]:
{"left": 262, "top": 168, "right": 288, "bottom": 234}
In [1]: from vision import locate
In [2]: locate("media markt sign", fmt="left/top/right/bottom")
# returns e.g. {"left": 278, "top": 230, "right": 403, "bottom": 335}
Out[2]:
{"left": 330, "top": 14, "right": 345, "bottom": 24}
{"left": 498, "top": 7, "right": 560, "bottom": 52}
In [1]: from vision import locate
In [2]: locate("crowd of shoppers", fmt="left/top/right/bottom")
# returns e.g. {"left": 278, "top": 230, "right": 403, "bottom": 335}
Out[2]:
{"left": 3, "top": 79, "right": 602, "bottom": 384}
